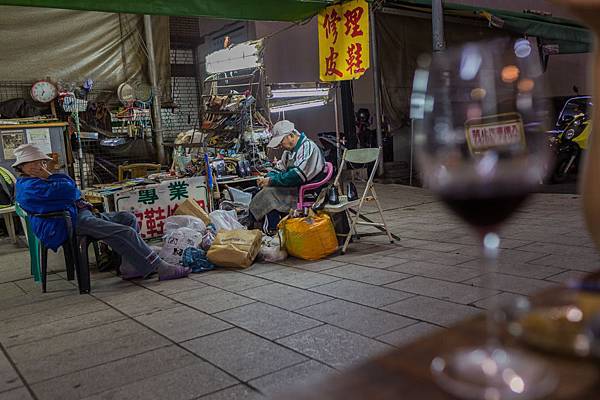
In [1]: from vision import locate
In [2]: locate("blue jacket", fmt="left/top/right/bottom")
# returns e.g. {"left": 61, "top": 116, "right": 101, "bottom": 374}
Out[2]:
{"left": 16, "top": 174, "right": 80, "bottom": 251}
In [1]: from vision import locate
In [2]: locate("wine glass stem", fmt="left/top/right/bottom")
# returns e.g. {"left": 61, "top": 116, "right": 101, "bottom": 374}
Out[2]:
{"left": 480, "top": 231, "right": 500, "bottom": 350}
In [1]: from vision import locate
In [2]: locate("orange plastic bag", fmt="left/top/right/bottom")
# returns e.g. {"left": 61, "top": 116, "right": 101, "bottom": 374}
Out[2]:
{"left": 279, "top": 212, "right": 338, "bottom": 261}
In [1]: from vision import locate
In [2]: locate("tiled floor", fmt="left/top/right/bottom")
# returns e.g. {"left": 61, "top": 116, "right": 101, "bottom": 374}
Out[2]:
{"left": 0, "top": 184, "right": 595, "bottom": 399}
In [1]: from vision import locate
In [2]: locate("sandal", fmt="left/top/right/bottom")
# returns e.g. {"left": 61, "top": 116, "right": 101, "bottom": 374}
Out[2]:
{"left": 159, "top": 266, "right": 191, "bottom": 281}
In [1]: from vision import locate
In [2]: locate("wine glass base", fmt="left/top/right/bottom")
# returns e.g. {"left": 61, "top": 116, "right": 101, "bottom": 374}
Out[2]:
{"left": 430, "top": 346, "right": 557, "bottom": 400}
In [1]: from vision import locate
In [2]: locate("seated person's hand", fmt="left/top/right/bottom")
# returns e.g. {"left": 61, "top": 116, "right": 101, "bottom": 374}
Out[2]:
{"left": 257, "top": 177, "right": 270, "bottom": 187}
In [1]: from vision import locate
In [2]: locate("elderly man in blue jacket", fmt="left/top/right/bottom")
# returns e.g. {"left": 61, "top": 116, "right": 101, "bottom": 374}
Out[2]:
{"left": 13, "top": 144, "right": 189, "bottom": 281}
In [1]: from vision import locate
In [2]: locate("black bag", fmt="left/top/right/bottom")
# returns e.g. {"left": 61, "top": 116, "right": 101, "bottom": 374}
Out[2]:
{"left": 0, "top": 167, "right": 16, "bottom": 208}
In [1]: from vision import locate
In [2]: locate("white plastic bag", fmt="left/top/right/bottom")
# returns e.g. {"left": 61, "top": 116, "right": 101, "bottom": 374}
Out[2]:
{"left": 164, "top": 215, "right": 206, "bottom": 234}
{"left": 209, "top": 209, "right": 245, "bottom": 232}
{"left": 159, "top": 227, "right": 203, "bottom": 265}
{"left": 259, "top": 234, "right": 287, "bottom": 263}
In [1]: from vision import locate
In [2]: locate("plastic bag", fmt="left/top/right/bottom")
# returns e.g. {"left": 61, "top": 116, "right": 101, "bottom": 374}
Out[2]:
{"left": 164, "top": 215, "right": 206, "bottom": 234}
{"left": 279, "top": 212, "right": 338, "bottom": 261}
{"left": 200, "top": 224, "right": 217, "bottom": 251}
{"left": 209, "top": 209, "right": 245, "bottom": 232}
{"left": 182, "top": 247, "right": 215, "bottom": 273}
{"left": 159, "top": 227, "right": 203, "bottom": 265}
{"left": 259, "top": 234, "right": 287, "bottom": 262}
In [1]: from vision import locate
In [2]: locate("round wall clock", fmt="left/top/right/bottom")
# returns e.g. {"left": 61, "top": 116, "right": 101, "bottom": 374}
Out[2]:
{"left": 31, "top": 80, "right": 58, "bottom": 103}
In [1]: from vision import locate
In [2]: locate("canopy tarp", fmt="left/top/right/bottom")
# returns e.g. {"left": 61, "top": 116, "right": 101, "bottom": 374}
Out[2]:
{"left": 386, "top": 0, "right": 592, "bottom": 54}
{"left": 0, "top": 0, "right": 334, "bottom": 22}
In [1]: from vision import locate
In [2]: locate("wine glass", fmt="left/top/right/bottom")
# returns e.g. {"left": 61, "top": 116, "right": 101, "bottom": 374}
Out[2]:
{"left": 412, "top": 38, "right": 557, "bottom": 399}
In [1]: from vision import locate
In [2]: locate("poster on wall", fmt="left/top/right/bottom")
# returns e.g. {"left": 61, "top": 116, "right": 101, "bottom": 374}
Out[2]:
{"left": 318, "top": 0, "right": 370, "bottom": 82}
{"left": 26, "top": 128, "right": 52, "bottom": 154}
{"left": 114, "top": 176, "right": 209, "bottom": 239}
{"left": 1, "top": 130, "right": 25, "bottom": 159}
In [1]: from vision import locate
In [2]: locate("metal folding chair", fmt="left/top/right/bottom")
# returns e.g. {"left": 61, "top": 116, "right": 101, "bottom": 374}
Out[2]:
{"left": 323, "top": 147, "right": 394, "bottom": 254}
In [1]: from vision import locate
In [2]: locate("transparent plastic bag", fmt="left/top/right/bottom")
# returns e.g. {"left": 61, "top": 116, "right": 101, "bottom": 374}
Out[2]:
{"left": 164, "top": 215, "right": 206, "bottom": 234}
{"left": 209, "top": 209, "right": 245, "bottom": 232}
{"left": 259, "top": 234, "right": 287, "bottom": 262}
{"left": 159, "top": 227, "right": 203, "bottom": 265}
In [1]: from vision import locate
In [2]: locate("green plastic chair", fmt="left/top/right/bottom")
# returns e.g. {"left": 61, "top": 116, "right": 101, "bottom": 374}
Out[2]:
{"left": 15, "top": 203, "right": 42, "bottom": 283}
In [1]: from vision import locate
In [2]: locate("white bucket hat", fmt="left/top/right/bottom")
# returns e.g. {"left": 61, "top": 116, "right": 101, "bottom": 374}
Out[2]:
{"left": 11, "top": 143, "right": 51, "bottom": 168}
{"left": 267, "top": 120, "right": 298, "bottom": 148}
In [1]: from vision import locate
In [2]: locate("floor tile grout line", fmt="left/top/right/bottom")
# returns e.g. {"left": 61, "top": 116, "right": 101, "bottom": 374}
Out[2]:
{"left": 0, "top": 339, "right": 39, "bottom": 400}
{"left": 126, "top": 276, "right": 408, "bottom": 378}
{"left": 1, "top": 310, "right": 128, "bottom": 350}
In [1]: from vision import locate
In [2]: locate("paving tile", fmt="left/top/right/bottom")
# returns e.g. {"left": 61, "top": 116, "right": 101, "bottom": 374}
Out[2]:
{"left": 241, "top": 262, "right": 287, "bottom": 276}
{"left": 544, "top": 270, "right": 589, "bottom": 283}
{"left": 239, "top": 283, "right": 331, "bottom": 311}
{"left": 383, "top": 296, "right": 482, "bottom": 328}
{"left": 30, "top": 346, "right": 199, "bottom": 400}
{"left": 464, "top": 273, "right": 559, "bottom": 296}
{"left": 0, "top": 387, "right": 33, "bottom": 400}
{"left": 528, "top": 253, "right": 600, "bottom": 272}
{"left": 96, "top": 288, "right": 180, "bottom": 317}
{"left": 248, "top": 360, "right": 336, "bottom": 397}
{"left": 259, "top": 268, "right": 341, "bottom": 289}
{"left": 310, "top": 279, "right": 413, "bottom": 308}
{"left": 0, "top": 299, "right": 110, "bottom": 337}
{"left": 170, "top": 286, "right": 255, "bottom": 314}
{"left": 138, "top": 277, "right": 208, "bottom": 295}
{"left": 0, "top": 282, "right": 24, "bottom": 300}
{"left": 191, "top": 271, "right": 271, "bottom": 292}
{"left": 183, "top": 328, "right": 306, "bottom": 381}
{"left": 1, "top": 308, "right": 126, "bottom": 348}
{"left": 13, "top": 276, "right": 73, "bottom": 294}
{"left": 385, "top": 276, "right": 497, "bottom": 305}
{"left": 214, "top": 303, "right": 322, "bottom": 340}
{"left": 322, "top": 265, "right": 409, "bottom": 286}
{"left": 135, "top": 305, "right": 232, "bottom": 342}
{"left": 515, "top": 242, "right": 600, "bottom": 257}
{"left": 399, "top": 239, "right": 465, "bottom": 252}
{"left": 82, "top": 360, "right": 236, "bottom": 400}
{"left": 384, "top": 248, "right": 477, "bottom": 266}
{"left": 276, "top": 325, "right": 392, "bottom": 370}
{"left": 376, "top": 322, "right": 444, "bottom": 347}
{"left": 199, "top": 385, "right": 264, "bottom": 400}
{"left": 472, "top": 292, "right": 528, "bottom": 310}
{"left": 387, "top": 261, "right": 482, "bottom": 283}
{"left": 342, "top": 254, "right": 409, "bottom": 269}
{"left": 0, "top": 293, "right": 93, "bottom": 321}
{"left": 8, "top": 319, "right": 145, "bottom": 363}
{"left": 296, "top": 299, "right": 415, "bottom": 337}
{"left": 13, "top": 328, "right": 170, "bottom": 383}
{"left": 0, "top": 350, "right": 22, "bottom": 393}
{"left": 279, "top": 259, "right": 349, "bottom": 272}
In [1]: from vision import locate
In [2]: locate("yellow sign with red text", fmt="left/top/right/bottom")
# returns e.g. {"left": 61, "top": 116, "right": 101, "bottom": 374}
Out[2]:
{"left": 318, "top": 0, "right": 370, "bottom": 82}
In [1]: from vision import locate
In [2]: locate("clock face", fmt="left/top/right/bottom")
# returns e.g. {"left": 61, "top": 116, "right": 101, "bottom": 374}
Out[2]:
{"left": 31, "top": 80, "right": 58, "bottom": 103}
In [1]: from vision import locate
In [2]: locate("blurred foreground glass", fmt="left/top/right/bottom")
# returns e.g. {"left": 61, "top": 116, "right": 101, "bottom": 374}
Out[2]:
{"left": 411, "top": 39, "right": 556, "bottom": 399}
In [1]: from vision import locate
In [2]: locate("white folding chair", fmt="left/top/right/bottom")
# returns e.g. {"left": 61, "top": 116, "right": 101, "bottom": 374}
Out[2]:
{"left": 323, "top": 147, "right": 395, "bottom": 254}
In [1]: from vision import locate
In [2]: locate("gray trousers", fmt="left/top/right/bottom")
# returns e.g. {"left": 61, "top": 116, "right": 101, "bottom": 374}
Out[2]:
{"left": 76, "top": 210, "right": 159, "bottom": 276}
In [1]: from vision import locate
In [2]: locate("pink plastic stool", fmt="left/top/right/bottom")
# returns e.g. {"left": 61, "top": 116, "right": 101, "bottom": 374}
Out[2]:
{"left": 296, "top": 162, "right": 334, "bottom": 209}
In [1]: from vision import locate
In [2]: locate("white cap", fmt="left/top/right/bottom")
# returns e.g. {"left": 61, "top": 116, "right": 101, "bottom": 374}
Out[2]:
{"left": 268, "top": 120, "right": 297, "bottom": 148}
{"left": 11, "top": 143, "right": 52, "bottom": 168}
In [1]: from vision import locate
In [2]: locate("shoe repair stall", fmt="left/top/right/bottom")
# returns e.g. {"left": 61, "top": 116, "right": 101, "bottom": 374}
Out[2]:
{"left": 0, "top": 0, "right": 379, "bottom": 269}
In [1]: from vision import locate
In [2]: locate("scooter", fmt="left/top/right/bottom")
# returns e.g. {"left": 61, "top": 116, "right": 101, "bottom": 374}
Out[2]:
{"left": 551, "top": 111, "right": 592, "bottom": 183}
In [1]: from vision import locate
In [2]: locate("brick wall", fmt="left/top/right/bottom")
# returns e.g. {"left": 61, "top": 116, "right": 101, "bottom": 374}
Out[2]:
{"left": 161, "top": 48, "right": 200, "bottom": 142}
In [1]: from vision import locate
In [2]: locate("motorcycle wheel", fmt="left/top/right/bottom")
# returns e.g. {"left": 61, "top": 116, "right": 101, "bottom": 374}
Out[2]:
{"left": 551, "top": 153, "right": 574, "bottom": 184}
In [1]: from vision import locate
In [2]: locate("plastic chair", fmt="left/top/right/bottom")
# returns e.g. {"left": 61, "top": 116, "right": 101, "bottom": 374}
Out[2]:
{"left": 15, "top": 204, "right": 42, "bottom": 282}
{"left": 118, "top": 163, "right": 161, "bottom": 181}
{"left": 322, "top": 148, "right": 395, "bottom": 254}
{"left": 297, "top": 162, "right": 334, "bottom": 210}
{"left": 17, "top": 204, "right": 98, "bottom": 293}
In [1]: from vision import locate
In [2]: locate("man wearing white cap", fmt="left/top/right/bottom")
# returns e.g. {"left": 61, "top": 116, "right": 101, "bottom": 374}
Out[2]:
{"left": 249, "top": 120, "right": 326, "bottom": 232}
{"left": 12, "top": 143, "right": 190, "bottom": 281}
